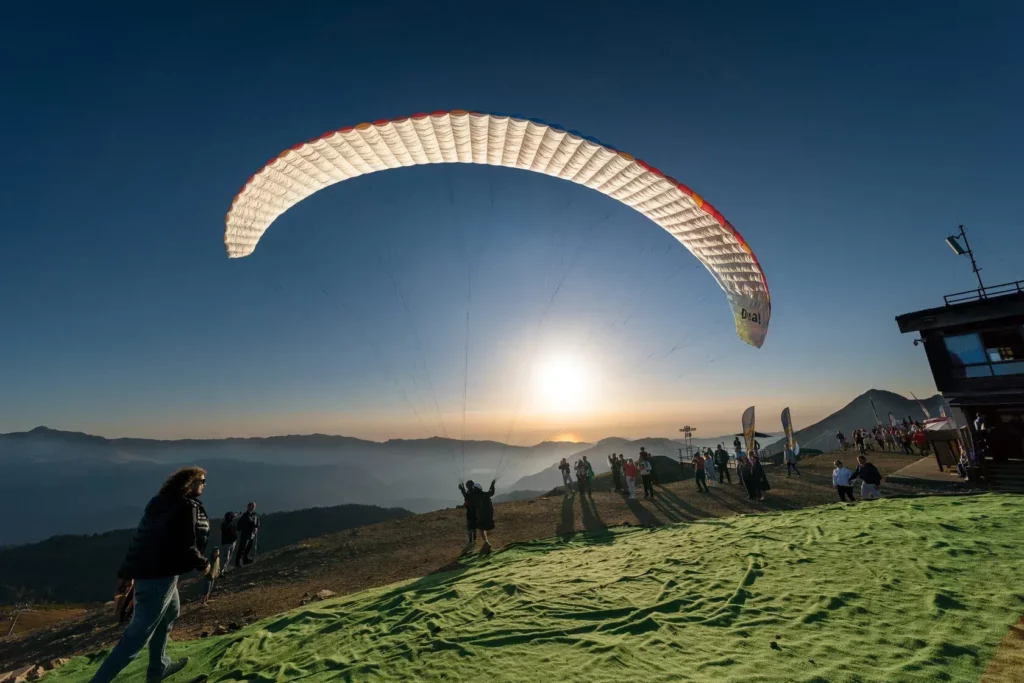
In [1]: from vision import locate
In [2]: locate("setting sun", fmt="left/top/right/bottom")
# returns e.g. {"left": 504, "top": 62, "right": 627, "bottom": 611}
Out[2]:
{"left": 533, "top": 355, "right": 593, "bottom": 414}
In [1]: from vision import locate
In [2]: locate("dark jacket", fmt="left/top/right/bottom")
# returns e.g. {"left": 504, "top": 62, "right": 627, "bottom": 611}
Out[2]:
{"left": 237, "top": 511, "right": 260, "bottom": 537}
{"left": 851, "top": 462, "right": 882, "bottom": 486}
{"left": 118, "top": 494, "right": 209, "bottom": 580}
{"left": 220, "top": 517, "right": 238, "bottom": 545}
{"left": 458, "top": 484, "right": 479, "bottom": 526}
{"left": 714, "top": 448, "right": 730, "bottom": 469}
{"left": 470, "top": 482, "right": 496, "bottom": 531}
{"left": 750, "top": 459, "right": 771, "bottom": 492}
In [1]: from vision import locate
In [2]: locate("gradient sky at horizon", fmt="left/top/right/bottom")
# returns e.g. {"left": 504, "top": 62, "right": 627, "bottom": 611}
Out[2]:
{"left": 2, "top": 2, "right": 1022, "bottom": 444}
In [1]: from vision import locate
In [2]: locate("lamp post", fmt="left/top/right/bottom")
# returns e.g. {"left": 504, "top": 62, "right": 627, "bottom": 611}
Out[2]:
{"left": 679, "top": 425, "right": 696, "bottom": 462}
{"left": 945, "top": 225, "right": 986, "bottom": 295}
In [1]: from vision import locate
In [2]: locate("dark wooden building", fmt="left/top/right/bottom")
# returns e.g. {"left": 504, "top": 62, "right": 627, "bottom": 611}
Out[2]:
{"left": 896, "top": 282, "right": 1024, "bottom": 490}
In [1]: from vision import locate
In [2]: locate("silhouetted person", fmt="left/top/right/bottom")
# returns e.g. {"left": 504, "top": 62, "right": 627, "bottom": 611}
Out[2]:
{"left": 90, "top": 467, "right": 210, "bottom": 683}
{"left": 218, "top": 512, "right": 238, "bottom": 575}
{"left": 714, "top": 445, "right": 732, "bottom": 484}
{"left": 609, "top": 454, "right": 621, "bottom": 491}
{"left": 733, "top": 436, "right": 742, "bottom": 455}
{"left": 748, "top": 454, "right": 770, "bottom": 501}
{"left": 471, "top": 480, "right": 496, "bottom": 553}
{"left": 623, "top": 458, "right": 639, "bottom": 499}
{"left": 559, "top": 458, "right": 573, "bottom": 494}
{"left": 784, "top": 446, "right": 800, "bottom": 477}
{"left": 235, "top": 502, "right": 259, "bottom": 567}
{"left": 458, "top": 481, "right": 479, "bottom": 551}
{"left": 692, "top": 452, "right": 709, "bottom": 492}
{"left": 639, "top": 453, "right": 655, "bottom": 498}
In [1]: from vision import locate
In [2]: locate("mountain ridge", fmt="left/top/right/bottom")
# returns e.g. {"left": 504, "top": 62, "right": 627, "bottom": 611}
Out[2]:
{"left": 3, "top": 426, "right": 588, "bottom": 452}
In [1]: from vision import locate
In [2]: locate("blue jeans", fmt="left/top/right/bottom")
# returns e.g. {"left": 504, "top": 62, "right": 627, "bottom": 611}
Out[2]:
{"left": 91, "top": 576, "right": 180, "bottom": 683}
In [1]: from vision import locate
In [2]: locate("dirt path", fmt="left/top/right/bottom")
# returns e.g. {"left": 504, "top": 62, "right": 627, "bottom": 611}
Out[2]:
{"left": 981, "top": 615, "right": 1024, "bottom": 683}
{"left": 0, "top": 452, "right": 964, "bottom": 671}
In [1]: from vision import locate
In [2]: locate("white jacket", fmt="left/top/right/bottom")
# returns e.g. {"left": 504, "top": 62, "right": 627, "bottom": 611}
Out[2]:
{"left": 833, "top": 467, "right": 853, "bottom": 487}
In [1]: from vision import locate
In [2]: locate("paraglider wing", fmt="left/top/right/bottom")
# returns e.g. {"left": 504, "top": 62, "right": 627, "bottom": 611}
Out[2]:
{"left": 224, "top": 111, "right": 771, "bottom": 347}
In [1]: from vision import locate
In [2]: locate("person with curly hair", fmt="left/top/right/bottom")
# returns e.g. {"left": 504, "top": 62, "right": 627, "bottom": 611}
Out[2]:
{"left": 90, "top": 466, "right": 211, "bottom": 683}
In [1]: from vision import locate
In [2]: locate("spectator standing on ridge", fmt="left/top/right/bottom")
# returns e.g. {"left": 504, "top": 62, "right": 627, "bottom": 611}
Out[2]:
{"left": 901, "top": 431, "right": 914, "bottom": 455}
{"left": 836, "top": 430, "right": 847, "bottom": 450}
{"left": 476, "top": 480, "right": 497, "bottom": 553}
{"left": 582, "top": 456, "right": 595, "bottom": 497}
{"left": 736, "top": 452, "right": 748, "bottom": 489}
{"left": 692, "top": 451, "right": 709, "bottom": 492}
{"left": 623, "top": 458, "right": 639, "bottom": 499}
{"left": 733, "top": 436, "right": 742, "bottom": 455}
{"left": 559, "top": 458, "right": 573, "bottom": 493}
{"left": 784, "top": 446, "right": 801, "bottom": 477}
{"left": 218, "top": 512, "right": 238, "bottom": 576}
{"left": 464, "top": 480, "right": 496, "bottom": 553}
{"left": 608, "top": 454, "right": 621, "bottom": 492}
{"left": 235, "top": 502, "right": 260, "bottom": 567}
{"left": 749, "top": 453, "right": 770, "bottom": 501}
{"left": 714, "top": 445, "right": 732, "bottom": 484}
{"left": 833, "top": 460, "right": 856, "bottom": 503}
{"left": 702, "top": 448, "right": 717, "bottom": 487}
{"left": 913, "top": 429, "right": 929, "bottom": 455}
{"left": 90, "top": 467, "right": 210, "bottom": 683}
{"left": 458, "top": 481, "right": 479, "bottom": 552}
{"left": 854, "top": 430, "right": 866, "bottom": 455}
{"left": 850, "top": 455, "right": 882, "bottom": 500}
{"left": 574, "top": 459, "right": 589, "bottom": 497}
{"left": 638, "top": 452, "right": 655, "bottom": 499}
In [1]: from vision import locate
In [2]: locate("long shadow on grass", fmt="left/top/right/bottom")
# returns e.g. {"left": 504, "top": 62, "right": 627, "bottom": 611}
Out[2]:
{"left": 557, "top": 494, "right": 575, "bottom": 536}
{"left": 703, "top": 486, "right": 752, "bottom": 514}
{"left": 649, "top": 497, "right": 686, "bottom": 523}
{"left": 657, "top": 487, "right": 713, "bottom": 520}
{"left": 579, "top": 493, "right": 606, "bottom": 532}
{"left": 626, "top": 498, "right": 664, "bottom": 527}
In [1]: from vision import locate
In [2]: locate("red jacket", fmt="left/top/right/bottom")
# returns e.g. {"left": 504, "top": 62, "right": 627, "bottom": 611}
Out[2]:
{"left": 623, "top": 461, "right": 638, "bottom": 478}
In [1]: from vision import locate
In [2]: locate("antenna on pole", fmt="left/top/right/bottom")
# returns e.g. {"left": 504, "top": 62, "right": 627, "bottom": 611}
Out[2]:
{"left": 679, "top": 425, "right": 696, "bottom": 462}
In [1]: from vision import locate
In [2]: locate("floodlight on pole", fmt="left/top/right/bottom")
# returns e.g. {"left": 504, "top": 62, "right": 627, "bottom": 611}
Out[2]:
{"left": 946, "top": 225, "right": 985, "bottom": 294}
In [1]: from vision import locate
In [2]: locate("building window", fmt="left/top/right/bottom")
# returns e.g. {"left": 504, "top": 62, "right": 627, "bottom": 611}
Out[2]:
{"left": 947, "top": 326, "right": 1024, "bottom": 378}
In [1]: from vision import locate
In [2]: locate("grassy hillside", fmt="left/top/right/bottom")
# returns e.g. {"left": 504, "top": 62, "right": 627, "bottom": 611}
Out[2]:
{"left": 46, "top": 494, "right": 1024, "bottom": 683}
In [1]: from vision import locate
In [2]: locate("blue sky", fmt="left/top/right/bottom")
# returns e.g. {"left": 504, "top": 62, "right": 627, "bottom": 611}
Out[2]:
{"left": 1, "top": 1, "right": 1022, "bottom": 442}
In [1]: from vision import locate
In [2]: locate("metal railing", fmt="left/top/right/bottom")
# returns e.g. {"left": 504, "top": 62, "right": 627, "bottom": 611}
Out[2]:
{"left": 944, "top": 280, "right": 1024, "bottom": 305}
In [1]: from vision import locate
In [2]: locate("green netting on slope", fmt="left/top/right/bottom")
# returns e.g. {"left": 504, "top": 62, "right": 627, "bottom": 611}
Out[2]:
{"left": 51, "top": 495, "right": 1024, "bottom": 683}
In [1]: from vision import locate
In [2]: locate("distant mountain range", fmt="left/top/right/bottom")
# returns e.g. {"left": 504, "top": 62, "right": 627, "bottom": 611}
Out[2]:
{"left": 0, "top": 388, "right": 940, "bottom": 545}
{"left": 0, "top": 427, "right": 588, "bottom": 546}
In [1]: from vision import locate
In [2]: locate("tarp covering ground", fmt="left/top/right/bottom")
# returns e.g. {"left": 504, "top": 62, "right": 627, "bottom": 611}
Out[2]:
{"left": 49, "top": 495, "right": 1024, "bottom": 683}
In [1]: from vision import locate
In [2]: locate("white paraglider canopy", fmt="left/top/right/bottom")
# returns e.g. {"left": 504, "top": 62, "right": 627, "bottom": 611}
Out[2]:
{"left": 224, "top": 111, "right": 771, "bottom": 347}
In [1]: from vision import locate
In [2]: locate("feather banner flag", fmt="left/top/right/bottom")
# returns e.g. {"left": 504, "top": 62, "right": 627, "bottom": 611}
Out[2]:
{"left": 742, "top": 406, "right": 756, "bottom": 454}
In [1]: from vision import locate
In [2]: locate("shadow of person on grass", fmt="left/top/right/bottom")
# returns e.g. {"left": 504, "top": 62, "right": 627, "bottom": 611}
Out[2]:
{"left": 626, "top": 498, "right": 663, "bottom": 527}
{"left": 658, "top": 487, "right": 712, "bottom": 520}
{"left": 557, "top": 493, "right": 575, "bottom": 536}
{"left": 579, "top": 492, "right": 605, "bottom": 532}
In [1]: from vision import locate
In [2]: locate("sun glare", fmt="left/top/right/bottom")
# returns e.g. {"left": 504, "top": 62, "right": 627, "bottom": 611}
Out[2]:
{"left": 534, "top": 355, "right": 592, "bottom": 414}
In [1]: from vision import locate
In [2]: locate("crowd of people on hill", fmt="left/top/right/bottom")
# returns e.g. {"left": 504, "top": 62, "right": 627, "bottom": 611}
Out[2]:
{"left": 835, "top": 419, "right": 931, "bottom": 457}
{"left": 600, "top": 449, "right": 659, "bottom": 500}
{"left": 92, "top": 466, "right": 261, "bottom": 683}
